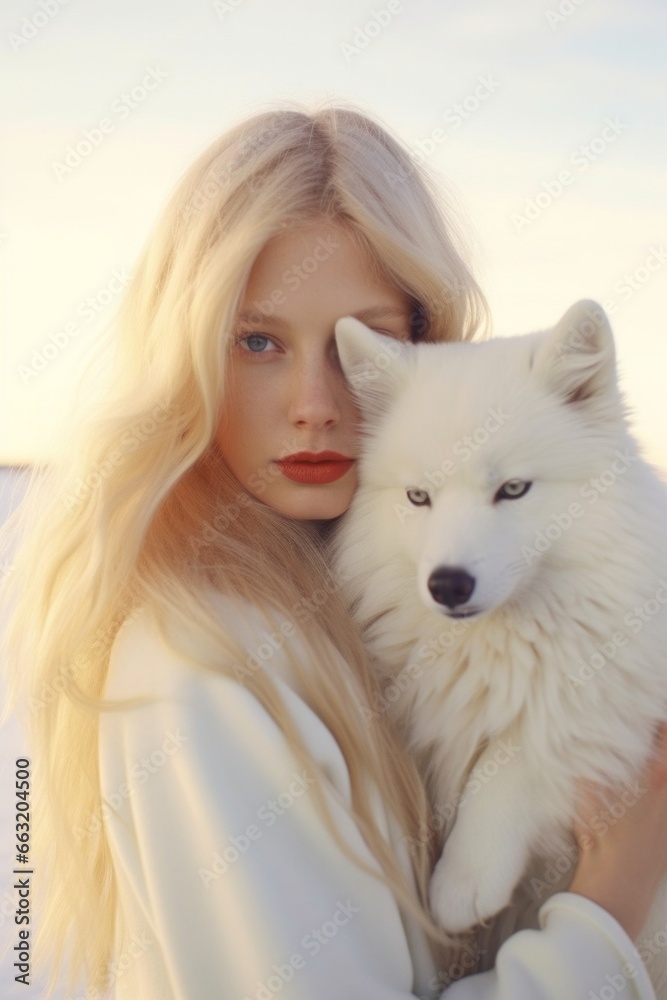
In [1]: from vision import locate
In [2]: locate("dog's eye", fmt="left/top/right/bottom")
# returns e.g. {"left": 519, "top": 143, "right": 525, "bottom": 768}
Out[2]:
{"left": 406, "top": 488, "right": 431, "bottom": 507}
{"left": 495, "top": 479, "right": 532, "bottom": 501}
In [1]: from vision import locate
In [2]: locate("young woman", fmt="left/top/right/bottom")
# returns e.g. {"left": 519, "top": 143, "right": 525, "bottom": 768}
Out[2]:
{"left": 3, "top": 101, "right": 667, "bottom": 1000}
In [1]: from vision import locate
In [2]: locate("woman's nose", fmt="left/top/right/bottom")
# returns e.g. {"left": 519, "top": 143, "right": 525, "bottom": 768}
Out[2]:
{"left": 287, "top": 357, "right": 343, "bottom": 429}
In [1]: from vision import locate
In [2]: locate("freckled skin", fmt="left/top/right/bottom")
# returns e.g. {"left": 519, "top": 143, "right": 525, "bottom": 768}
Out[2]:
{"left": 216, "top": 221, "right": 412, "bottom": 520}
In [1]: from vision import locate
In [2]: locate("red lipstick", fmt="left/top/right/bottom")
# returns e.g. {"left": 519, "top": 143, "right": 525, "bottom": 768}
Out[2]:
{"left": 275, "top": 451, "right": 355, "bottom": 485}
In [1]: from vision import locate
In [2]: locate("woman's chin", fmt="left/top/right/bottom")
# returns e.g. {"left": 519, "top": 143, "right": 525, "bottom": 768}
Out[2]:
{"left": 260, "top": 479, "right": 356, "bottom": 521}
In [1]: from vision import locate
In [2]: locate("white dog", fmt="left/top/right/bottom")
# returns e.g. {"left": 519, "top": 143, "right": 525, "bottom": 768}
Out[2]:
{"left": 332, "top": 301, "right": 667, "bottom": 991}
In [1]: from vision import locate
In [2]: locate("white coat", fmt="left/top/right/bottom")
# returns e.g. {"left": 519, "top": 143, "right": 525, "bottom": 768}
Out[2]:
{"left": 98, "top": 594, "right": 655, "bottom": 999}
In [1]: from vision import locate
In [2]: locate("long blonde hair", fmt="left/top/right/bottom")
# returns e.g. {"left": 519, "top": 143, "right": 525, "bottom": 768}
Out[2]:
{"left": 1, "top": 98, "right": 489, "bottom": 996}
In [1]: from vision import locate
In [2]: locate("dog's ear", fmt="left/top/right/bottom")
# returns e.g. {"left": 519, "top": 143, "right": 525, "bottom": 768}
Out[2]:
{"left": 334, "top": 317, "right": 411, "bottom": 417}
{"left": 531, "top": 300, "right": 619, "bottom": 413}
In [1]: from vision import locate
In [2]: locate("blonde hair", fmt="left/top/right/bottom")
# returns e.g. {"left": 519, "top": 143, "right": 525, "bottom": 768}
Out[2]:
{"left": 1, "top": 98, "right": 489, "bottom": 996}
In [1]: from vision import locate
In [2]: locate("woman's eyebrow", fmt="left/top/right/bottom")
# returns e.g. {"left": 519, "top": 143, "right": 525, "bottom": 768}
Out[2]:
{"left": 352, "top": 305, "right": 410, "bottom": 324}
{"left": 235, "top": 305, "right": 410, "bottom": 328}
{"left": 236, "top": 311, "right": 286, "bottom": 327}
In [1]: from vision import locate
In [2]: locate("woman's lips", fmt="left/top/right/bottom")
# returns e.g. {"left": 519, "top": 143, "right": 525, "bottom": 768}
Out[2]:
{"left": 274, "top": 458, "right": 355, "bottom": 484}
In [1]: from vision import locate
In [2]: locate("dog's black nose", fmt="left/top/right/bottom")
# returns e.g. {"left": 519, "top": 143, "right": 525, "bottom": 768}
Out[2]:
{"left": 427, "top": 567, "right": 476, "bottom": 608}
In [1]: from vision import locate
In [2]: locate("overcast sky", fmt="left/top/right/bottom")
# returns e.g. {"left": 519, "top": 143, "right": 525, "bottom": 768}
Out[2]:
{"left": 1, "top": 0, "right": 666, "bottom": 470}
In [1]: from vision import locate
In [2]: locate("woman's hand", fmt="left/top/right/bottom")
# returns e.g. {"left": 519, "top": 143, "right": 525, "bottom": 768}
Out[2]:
{"left": 567, "top": 722, "right": 667, "bottom": 940}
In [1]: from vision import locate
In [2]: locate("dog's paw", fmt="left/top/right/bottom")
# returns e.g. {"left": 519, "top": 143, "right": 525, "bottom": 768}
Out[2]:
{"left": 429, "top": 852, "right": 514, "bottom": 933}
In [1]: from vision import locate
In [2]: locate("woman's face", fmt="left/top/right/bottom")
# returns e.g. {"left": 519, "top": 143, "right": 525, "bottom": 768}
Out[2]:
{"left": 216, "top": 220, "right": 413, "bottom": 520}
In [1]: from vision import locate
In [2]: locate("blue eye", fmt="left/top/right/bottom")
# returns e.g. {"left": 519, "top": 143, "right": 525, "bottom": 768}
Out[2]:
{"left": 236, "top": 333, "right": 276, "bottom": 353}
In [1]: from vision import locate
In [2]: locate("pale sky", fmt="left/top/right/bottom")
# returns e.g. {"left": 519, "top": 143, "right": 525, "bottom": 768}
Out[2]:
{"left": 0, "top": 7, "right": 666, "bottom": 993}
{"left": 1, "top": 0, "right": 666, "bottom": 470}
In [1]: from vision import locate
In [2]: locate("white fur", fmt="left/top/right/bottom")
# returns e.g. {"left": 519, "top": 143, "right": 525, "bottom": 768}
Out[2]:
{"left": 332, "top": 301, "right": 667, "bottom": 992}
